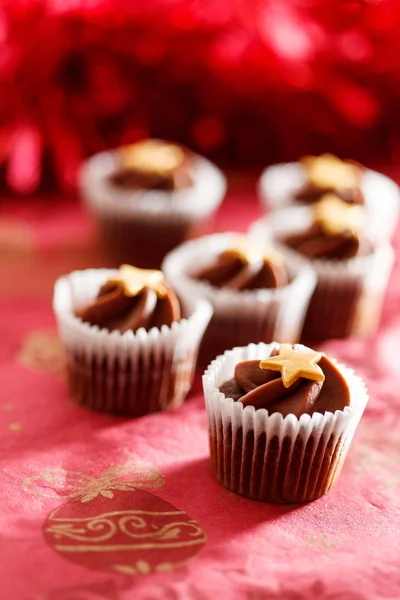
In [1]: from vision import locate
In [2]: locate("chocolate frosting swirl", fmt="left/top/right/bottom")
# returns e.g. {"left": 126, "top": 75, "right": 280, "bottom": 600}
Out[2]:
{"left": 111, "top": 166, "right": 192, "bottom": 192}
{"left": 282, "top": 222, "right": 362, "bottom": 260}
{"left": 295, "top": 155, "right": 364, "bottom": 205}
{"left": 111, "top": 141, "right": 193, "bottom": 192}
{"left": 78, "top": 281, "right": 181, "bottom": 333}
{"left": 193, "top": 250, "right": 289, "bottom": 290}
{"left": 295, "top": 184, "right": 364, "bottom": 206}
{"left": 219, "top": 350, "right": 350, "bottom": 417}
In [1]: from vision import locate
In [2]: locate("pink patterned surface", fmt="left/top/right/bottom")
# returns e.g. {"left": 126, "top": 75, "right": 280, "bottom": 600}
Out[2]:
{"left": 1, "top": 183, "right": 400, "bottom": 600}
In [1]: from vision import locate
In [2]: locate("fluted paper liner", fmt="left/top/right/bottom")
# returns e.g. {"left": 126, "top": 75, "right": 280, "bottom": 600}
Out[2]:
{"left": 249, "top": 209, "right": 395, "bottom": 341}
{"left": 203, "top": 342, "right": 368, "bottom": 503}
{"left": 258, "top": 161, "right": 400, "bottom": 243}
{"left": 80, "top": 148, "right": 227, "bottom": 267}
{"left": 162, "top": 233, "right": 317, "bottom": 365}
{"left": 53, "top": 269, "right": 212, "bottom": 416}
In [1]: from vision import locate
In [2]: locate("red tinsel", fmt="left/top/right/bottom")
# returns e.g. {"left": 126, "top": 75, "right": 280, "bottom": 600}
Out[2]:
{"left": 2, "top": 0, "right": 400, "bottom": 194}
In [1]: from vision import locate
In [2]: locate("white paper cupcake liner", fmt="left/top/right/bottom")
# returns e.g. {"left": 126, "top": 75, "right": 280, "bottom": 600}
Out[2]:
{"left": 249, "top": 209, "right": 395, "bottom": 341}
{"left": 203, "top": 342, "right": 368, "bottom": 503}
{"left": 79, "top": 148, "right": 226, "bottom": 268}
{"left": 162, "top": 233, "right": 317, "bottom": 365}
{"left": 258, "top": 162, "right": 400, "bottom": 242}
{"left": 80, "top": 147, "right": 226, "bottom": 223}
{"left": 53, "top": 269, "right": 213, "bottom": 416}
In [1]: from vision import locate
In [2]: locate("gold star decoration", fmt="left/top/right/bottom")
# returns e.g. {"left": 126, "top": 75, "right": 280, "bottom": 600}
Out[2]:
{"left": 119, "top": 140, "right": 185, "bottom": 175}
{"left": 301, "top": 153, "right": 358, "bottom": 190}
{"left": 107, "top": 264, "right": 168, "bottom": 298}
{"left": 221, "top": 236, "right": 284, "bottom": 267}
{"left": 259, "top": 344, "right": 325, "bottom": 388}
{"left": 313, "top": 194, "right": 364, "bottom": 236}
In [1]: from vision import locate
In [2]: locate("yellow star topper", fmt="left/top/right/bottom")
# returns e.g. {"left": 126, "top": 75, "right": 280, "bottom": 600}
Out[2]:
{"left": 221, "top": 236, "right": 283, "bottom": 267}
{"left": 313, "top": 194, "right": 364, "bottom": 237}
{"left": 119, "top": 140, "right": 185, "bottom": 175}
{"left": 301, "top": 154, "right": 358, "bottom": 190}
{"left": 259, "top": 344, "right": 325, "bottom": 388}
{"left": 107, "top": 264, "right": 168, "bottom": 298}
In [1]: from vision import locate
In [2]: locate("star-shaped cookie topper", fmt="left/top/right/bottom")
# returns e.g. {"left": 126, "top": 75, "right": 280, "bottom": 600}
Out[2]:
{"left": 259, "top": 344, "right": 325, "bottom": 388}
{"left": 107, "top": 264, "right": 168, "bottom": 298}
{"left": 313, "top": 194, "right": 364, "bottom": 237}
{"left": 301, "top": 154, "right": 358, "bottom": 190}
{"left": 221, "top": 236, "right": 283, "bottom": 267}
{"left": 119, "top": 140, "right": 185, "bottom": 175}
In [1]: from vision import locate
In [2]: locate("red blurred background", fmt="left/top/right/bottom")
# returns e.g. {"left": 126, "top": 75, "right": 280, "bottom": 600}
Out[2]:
{"left": 2, "top": 0, "right": 400, "bottom": 194}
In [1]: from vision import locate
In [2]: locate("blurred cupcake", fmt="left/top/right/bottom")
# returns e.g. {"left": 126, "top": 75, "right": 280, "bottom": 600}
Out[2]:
{"left": 258, "top": 154, "right": 400, "bottom": 242}
{"left": 249, "top": 197, "right": 394, "bottom": 342}
{"left": 53, "top": 264, "right": 212, "bottom": 416}
{"left": 203, "top": 342, "right": 368, "bottom": 503}
{"left": 80, "top": 139, "right": 226, "bottom": 268}
{"left": 162, "top": 233, "right": 316, "bottom": 366}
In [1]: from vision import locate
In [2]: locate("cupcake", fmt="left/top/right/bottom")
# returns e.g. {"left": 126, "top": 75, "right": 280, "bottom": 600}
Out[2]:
{"left": 258, "top": 153, "right": 400, "bottom": 242}
{"left": 203, "top": 342, "right": 368, "bottom": 503}
{"left": 53, "top": 264, "right": 212, "bottom": 416}
{"left": 249, "top": 197, "right": 395, "bottom": 342}
{"left": 162, "top": 233, "right": 316, "bottom": 366}
{"left": 80, "top": 139, "right": 226, "bottom": 269}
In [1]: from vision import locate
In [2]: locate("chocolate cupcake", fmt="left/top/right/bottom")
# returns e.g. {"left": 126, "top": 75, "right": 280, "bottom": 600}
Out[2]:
{"left": 258, "top": 154, "right": 399, "bottom": 242}
{"left": 53, "top": 265, "right": 212, "bottom": 416}
{"left": 203, "top": 342, "right": 368, "bottom": 503}
{"left": 80, "top": 139, "right": 226, "bottom": 269}
{"left": 162, "top": 233, "right": 316, "bottom": 366}
{"left": 249, "top": 200, "right": 394, "bottom": 342}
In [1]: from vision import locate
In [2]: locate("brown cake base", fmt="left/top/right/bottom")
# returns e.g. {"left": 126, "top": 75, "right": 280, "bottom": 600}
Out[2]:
{"left": 97, "top": 215, "right": 214, "bottom": 269}
{"left": 66, "top": 348, "right": 195, "bottom": 417}
{"left": 197, "top": 312, "right": 278, "bottom": 367}
{"left": 209, "top": 424, "right": 346, "bottom": 503}
{"left": 300, "top": 278, "right": 364, "bottom": 342}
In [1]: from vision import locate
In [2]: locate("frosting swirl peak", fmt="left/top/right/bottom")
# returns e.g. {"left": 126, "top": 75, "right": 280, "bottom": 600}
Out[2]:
{"left": 295, "top": 154, "right": 364, "bottom": 205}
{"left": 119, "top": 140, "right": 186, "bottom": 176}
{"left": 111, "top": 140, "right": 193, "bottom": 191}
{"left": 78, "top": 265, "right": 181, "bottom": 333}
{"left": 281, "top": 197, "right": 370, "bottom": 260}
{"left": 219, "top": 344, "right": 350, "bottom": 417}
{"left": 193, "top": 238, "right": 289, "bottom": 290}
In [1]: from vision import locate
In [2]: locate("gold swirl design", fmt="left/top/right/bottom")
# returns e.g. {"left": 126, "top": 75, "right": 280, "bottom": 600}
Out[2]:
{"left": 119, "top": 516, "right": 204, "bottom": 541}
{"left": 23, "top": 462, "right": 165, "bottom": 501}
{"left": 45, "top": 509, "right": 207, "bottom": 548}
{"left": 46, "top": 518, "right": 117, "bottom": 543}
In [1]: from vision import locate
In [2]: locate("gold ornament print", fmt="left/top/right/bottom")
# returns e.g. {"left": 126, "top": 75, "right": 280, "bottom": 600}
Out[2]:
{"left": 23, "top": 462, "right": 207, "bottom": 576}
{"left": 23, "top": 462, "right": 165, "bottom": 501}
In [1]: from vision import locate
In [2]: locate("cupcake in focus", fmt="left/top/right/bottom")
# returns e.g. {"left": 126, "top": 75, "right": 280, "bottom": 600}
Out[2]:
{"left": 249, "top": 196, "right": 394, "bottom": 342}
{"left": 258, "top": 154, "right": 399, "bottom": 242}
{"left": 80, "top": 139, "right": 226, "bottom": 268}
{"left": 162, "top": 233, "right": 316, "bottom": 366}
{"left": 53, "top": 264, "right": 212, "bottom": 416}
{"left": 203, "top": 342, "right": 368, "bottom": 503}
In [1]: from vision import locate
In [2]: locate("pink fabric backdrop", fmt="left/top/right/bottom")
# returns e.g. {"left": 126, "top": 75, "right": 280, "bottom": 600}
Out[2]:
{"left": 1, "top": 178, "right": 400, "bottom": 600}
